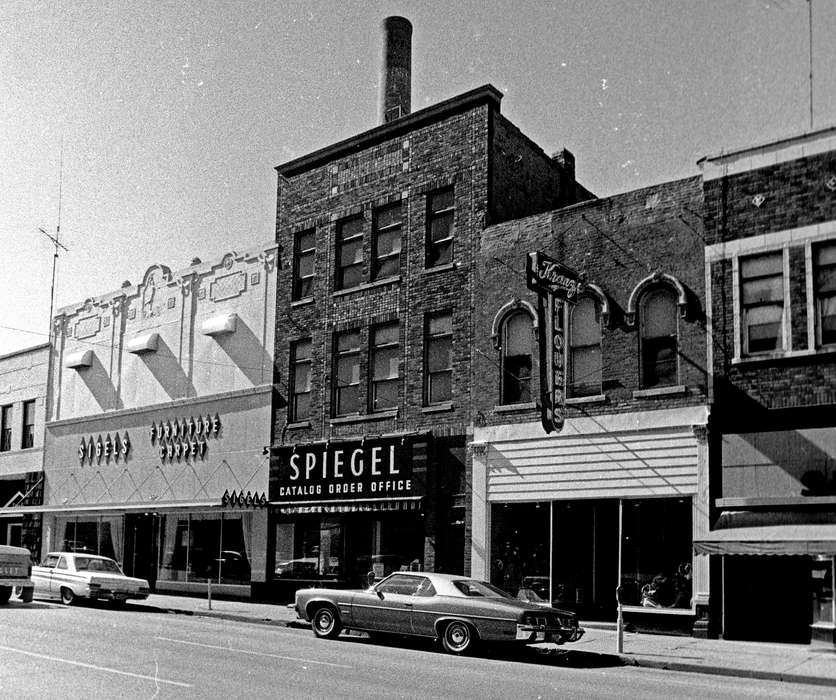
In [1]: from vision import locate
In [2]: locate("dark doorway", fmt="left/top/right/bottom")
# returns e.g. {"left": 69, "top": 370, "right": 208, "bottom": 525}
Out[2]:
{"left": 124, "top": 513, "right": 159, "bottom": 588}
{"left": 723, "top": 555, "right": 811, "bottom": 643}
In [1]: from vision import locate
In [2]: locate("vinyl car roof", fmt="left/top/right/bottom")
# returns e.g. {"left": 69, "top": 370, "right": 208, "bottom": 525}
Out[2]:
{"left": 380, "top": 571, "right": 484, "bottom": 596}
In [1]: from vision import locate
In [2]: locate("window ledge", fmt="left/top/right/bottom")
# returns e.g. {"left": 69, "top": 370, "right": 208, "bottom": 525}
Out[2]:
{"left": 422, "top": 402, "right": 453, "bottom": 414}
{"left": 633, "top": 385, "right": 687, "bottom": 399}
{"left": 732, "top": 346, "right": 836, "bottom": 365}
{"left": 290, "top": 297, "right": 315, "bottom": 308}
{"left": 332, "top": 276, "right": 400, "bottom": 298}
{"left": 421, "top": 263, "right": 457, "bottom": 276}
{"left": 285, "top": 420, "right": 311, "bottom": 431}
{"left": 330, "top": 409, "right": 398, "bottom": 425}
{"left": 494, "top": 402, "right": 537, "bottom": 413}
{"left": 565, "top": 394, "right": 607, "bottom": 405}
{"left": 621, "top": 605, "right": 695, "bottom": 616}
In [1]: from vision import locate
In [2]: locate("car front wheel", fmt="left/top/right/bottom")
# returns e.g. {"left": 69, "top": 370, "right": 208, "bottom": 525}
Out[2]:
{"left": 311, "top": 605, "right": 342, "bottom": 639}
{"left": 441, "top": 620, "right": 474, "bottom": 655}
{"left": 60, "top": 587, "right": 76, "bottom": 606}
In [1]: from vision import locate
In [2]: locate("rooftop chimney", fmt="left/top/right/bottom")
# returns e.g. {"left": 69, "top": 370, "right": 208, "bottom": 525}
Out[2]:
{"left": 379, "top": 16, "right": 412, "bottom": 124}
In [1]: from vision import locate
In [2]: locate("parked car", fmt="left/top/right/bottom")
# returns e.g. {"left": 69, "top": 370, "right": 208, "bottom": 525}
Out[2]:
{"left": 0, "top": 544, "right": 34, "bottom": 604}
{"left": 31, "top": 552, "right": 150, "bottom": 606}
{"left": 295, "top": 570, "right": 584, "bottom": 655}
{"left": 275, "top": 557, "right": 320, "bottom": 578}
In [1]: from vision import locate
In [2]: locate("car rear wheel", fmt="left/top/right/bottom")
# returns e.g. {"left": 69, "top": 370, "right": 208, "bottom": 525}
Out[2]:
{"left": 311, "top": 605, "right": 342, "bottom": 639}
{"left": 441, "top": 620, "right": 474, "bottom": 655}
{"left": 60, "top": 587, "right": 76, "bottom": 606}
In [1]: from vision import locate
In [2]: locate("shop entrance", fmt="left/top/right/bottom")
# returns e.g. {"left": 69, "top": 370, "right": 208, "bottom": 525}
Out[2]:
{"left": 124, "top": 513, "right": 159, "bottom": 587}
{"left": 723, "top": 555, "right": 811, "bottom": 644}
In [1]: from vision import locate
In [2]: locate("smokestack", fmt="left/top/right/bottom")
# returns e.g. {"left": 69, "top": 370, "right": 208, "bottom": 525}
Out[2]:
{"left": 379, "top": 16, "right": 412, "bottom": 124}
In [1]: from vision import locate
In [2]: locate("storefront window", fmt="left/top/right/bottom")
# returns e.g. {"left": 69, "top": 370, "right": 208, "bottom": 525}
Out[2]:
{"left": 56, "top": 516, "right": 124, "bottom": 564}
{"left": 157, "top": 512, "right": 252, "bottom": 585}
{"left": 490, "top": 502, "right": 550, "bottom": 599}
{"left": 812, "top": 556, "right": 835, "bottom": 626}
{"left": 620, "top": 498, "right": 692, "bottom": 609}
{"left": 273, "top": 513, "right": 422, "bottom": 588}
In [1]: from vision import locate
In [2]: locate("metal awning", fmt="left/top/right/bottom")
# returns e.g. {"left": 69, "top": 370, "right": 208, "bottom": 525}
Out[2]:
{"left": 273, "top": 496, "right": 423, "bottom": 515}
{"left": 694, "top": 524, "right": 836, "bottom": 556}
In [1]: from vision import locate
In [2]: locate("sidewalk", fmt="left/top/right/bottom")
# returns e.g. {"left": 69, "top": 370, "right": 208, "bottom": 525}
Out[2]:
{"left": 132, "top": 593, "right": 836, "bottom": 687}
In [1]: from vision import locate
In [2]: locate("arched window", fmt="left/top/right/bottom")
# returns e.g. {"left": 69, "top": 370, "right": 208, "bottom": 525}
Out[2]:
{"left": 640, "top": 288, "right": 678, "bottom": 388}
{"left": 569, "top": 296, "right": 602, "bottom": 397}
{"left": 500, "top": 311, "right": 533, "bottom": 405}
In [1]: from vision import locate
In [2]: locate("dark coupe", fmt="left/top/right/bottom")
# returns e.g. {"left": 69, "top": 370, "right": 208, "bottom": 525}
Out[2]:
{"left": 295, "top": 571, "right": 583, "bottom": 655}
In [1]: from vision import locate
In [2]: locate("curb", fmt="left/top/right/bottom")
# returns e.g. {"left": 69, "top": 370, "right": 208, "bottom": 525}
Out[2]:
{"left": 149, "top": 604, "right": 835, "bottom": 688}
{"left": 619, "top": 656, "right": 836, "bottom": 688}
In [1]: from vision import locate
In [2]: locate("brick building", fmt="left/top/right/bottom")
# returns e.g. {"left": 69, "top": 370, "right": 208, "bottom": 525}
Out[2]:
{"left": 695, "top": 127, "right": 836, "bottom": 646}
{"left": 469, "top": 177, "right": 712, "bottom": 635}
{"left": 264, "top": 17, "right": 587, "bottom": 601}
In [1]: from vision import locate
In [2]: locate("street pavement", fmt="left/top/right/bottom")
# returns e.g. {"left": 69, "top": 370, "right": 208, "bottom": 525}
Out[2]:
{"left": 129, "top": 592, "right": 836, "bottom": 688}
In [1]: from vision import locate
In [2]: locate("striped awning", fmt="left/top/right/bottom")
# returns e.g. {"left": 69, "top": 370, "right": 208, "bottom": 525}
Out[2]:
{"left": 273, "top": 496, "right": 423, "bottom": 515}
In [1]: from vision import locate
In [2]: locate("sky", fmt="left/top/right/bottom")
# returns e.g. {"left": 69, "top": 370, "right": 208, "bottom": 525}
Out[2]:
{"left": 2, "top": 0, "right": 834, "bottom": 356}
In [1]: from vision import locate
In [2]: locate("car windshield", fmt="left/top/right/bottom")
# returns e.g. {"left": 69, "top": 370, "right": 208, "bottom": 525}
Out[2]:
{"left": 452, "top": 579, "right": 513, "bottom": 598}
{"left": 74, "top": 557, "right": 122, "bottom": 573}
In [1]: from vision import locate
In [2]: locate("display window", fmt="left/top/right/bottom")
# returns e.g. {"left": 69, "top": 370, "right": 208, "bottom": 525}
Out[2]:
{"left": 273, "top": 512, "right": 423, "bottom": 588}
{"left": 812, "top": 555, "right": 835, "bottom": 627}
{"left": 56, "top": 515, "right": 123, "bottom": 563}
{"left": 490, "top": 496, "right": 694, "bottom": 620}
{"left": 157, "top": 511, "right": 252, "bottom": 585}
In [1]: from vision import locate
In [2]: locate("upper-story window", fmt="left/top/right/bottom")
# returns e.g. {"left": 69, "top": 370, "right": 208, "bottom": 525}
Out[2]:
{"left": 499, "top": 311, "right": 532, "bottom": 405}
{"left": 370, "top": 322, "right": 399, "bottom": 412}
{"left": 335, "top": 216, "right": 364, "bottom": 291}
{"left": 740, "top": 252, "right": 784, "bottom": 355}
{"left": 372, "top": 203, "right": 402, "bottom": 281}
{"left": 21, "top": 399, "right": 35, "bottom": 449}
{"left": 292, "top": 229, "right": 316, "bottom": 300}
{"left": 569, "top": 296, "right": 602, "bottom": 397}
{"left": 814, "top": 242, "right": 836, "bottom": 347}
{"left": 289, "top": 339, "right": 312, "bottom": 422}
{"left": 0, "top": 405, "right": 11, "bottom": 452}
{"left": 426, "top": 188, "right": 454, "bottom": 268}
{"left": 640, "top": 288, "right": 678, "bottom": 388}
{"left": 333, "top": 329, "right": 361, "bottom": 416}
{"left": 424, "top": 311, "right": 453, "bottom": 404}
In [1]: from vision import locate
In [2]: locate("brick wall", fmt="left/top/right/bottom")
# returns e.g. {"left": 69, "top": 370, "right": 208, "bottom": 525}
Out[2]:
{"left": 473, "top": 176, "right": 708, "bottom": 426}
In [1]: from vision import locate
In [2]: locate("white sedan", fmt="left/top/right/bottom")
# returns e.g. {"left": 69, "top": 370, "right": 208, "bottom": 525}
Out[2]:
{"left": 31, "top": 552, "right": 150, "bottom": 606}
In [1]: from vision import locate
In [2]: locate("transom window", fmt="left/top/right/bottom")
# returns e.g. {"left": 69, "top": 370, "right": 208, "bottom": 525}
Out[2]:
{"left": 370, "top": 323, "right": 399, "bottom": 412}
{"left": 333, "top": 330, "right": 362, "bottom": 416}
{"left": 292, "top": 229, "right": 316, "bottom": 300}
{"left": 372, "top": 204, "right": 402, "bottom": 281}
{"left": 335, "top": 216, "right": 364, "bottom": 291}
{"left": 740, "top": 252, "right": 784, "bottom": 354}
{"left": 814, "top": 243, "right": 836, "bottom": 347}
{"left": 289, "top": 339, "right": 312, "bottom": 422}
{"left": 640, "top": 289, "right": 678, "bottom": 388}
{"left": 426, "top": 188, "right": 454, "bottom": 268}
{"left": 499, "top": 312, "right": 532, "bottom": 405}
{"left": 569, "top": 297, "right": 602, "bottom": 397}
{"left": 424, "top": 311, "right": 453, "bottom": 405}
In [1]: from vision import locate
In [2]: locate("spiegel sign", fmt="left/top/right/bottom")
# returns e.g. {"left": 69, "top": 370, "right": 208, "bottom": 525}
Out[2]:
{"left": 526, "top": 251, "right": 583, "bottom": 434}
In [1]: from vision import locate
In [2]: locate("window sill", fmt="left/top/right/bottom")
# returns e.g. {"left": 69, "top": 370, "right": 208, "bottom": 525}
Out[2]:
{"left": 565, "top": 394, "right": 607, "bottom": 405}
{"left": 621, "top": 605, "right": 695, "bottom": 616}
{"left": 329, "top": 409, "right": 398, "bottom": 425}
{"left": 633, "top": 385, "right": 687, "bottom": 399}
{"left": 285, "top": 420, "right": 311, "bottom": 430}
{"left": 732, "top": 346, "right": 836, "bottom": 365}
{"left": 332, "top": 276, "right": 400, "bottom": 298}
{"left": 494, "top": 402, "right": 537, "bottom": 413}
{"left": 421, "top": 263, "right": 457, "bottom": 276}
{"left": 422, "top": 402, "right": 453, "bottom": 414}
{"left": 290, "top": 297, "right": 315, "bottom": 308}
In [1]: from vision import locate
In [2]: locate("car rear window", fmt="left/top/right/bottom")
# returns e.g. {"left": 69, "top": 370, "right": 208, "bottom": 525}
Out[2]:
{"left": 452, "top": 580, "right": 511, "bottom": 598}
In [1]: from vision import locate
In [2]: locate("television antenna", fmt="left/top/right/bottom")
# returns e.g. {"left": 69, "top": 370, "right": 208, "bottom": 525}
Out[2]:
{"left": 37, "top": 138, "right": 69, "bottom": 343}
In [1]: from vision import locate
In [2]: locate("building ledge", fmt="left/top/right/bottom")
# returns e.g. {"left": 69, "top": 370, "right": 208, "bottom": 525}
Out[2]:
{"left": 332, "top": 276, "right": 400, "bottom": 299}
{"left": 494, "top": 402, "right": 537, "bottom": 413}
{"left": 565, "top": 394, "right": 607, "bottom": 405}
{"left": 716, "top": 496, "right": 836, "bottom": 508}
{"left": 422, "top": 402, "right": 453, "bottom": 414}
{"left": 329, "top": 409, "right": 398, "bottom": 426}
{"left": 633, "top": 385, "right": 687, "bottom": 399}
